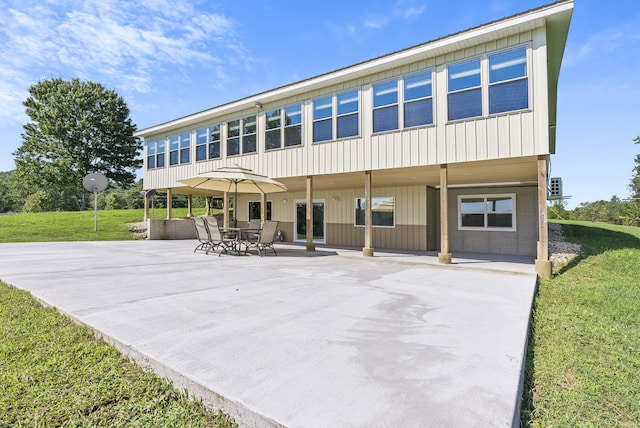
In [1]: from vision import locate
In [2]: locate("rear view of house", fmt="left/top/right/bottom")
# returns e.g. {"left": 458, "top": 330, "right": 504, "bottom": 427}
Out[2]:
{"left": 135, "top": 1, "right": 574, "bottom": 277}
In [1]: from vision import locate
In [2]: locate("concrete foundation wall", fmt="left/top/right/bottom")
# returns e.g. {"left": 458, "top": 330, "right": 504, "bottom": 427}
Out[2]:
{"left": 148, "top": 218, "right": 197, "bottom": 240}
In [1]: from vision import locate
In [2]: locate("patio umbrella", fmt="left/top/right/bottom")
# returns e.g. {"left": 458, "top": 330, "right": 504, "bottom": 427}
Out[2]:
{"left": 178, "top": 165, "right": 287, "bottom": 226}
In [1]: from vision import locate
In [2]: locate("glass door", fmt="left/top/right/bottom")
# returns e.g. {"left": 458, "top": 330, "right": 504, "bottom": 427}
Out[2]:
{"left": 294, "top": 200, "right": 325, "bottom": 244}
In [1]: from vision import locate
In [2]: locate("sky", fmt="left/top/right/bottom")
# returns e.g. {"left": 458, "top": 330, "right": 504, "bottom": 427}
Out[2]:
{"left": 1, "top": 0, "right": 639, "bottom": 209}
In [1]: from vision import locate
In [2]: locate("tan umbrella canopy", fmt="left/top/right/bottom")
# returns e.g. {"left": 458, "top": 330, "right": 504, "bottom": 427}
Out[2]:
{"left": 178, "top": 165, "right": 287, "bottom": 225}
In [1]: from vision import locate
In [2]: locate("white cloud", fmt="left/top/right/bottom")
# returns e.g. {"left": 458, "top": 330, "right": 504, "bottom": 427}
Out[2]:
{"left": 0, "top": 0, "right": 245, "bottom": 123}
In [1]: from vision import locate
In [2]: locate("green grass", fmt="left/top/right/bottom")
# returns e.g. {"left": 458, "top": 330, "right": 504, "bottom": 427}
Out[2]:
{"left": 522, "top": 221, "right": 640, "bottom": 427}
{"left": 0, "top": 281, "right": 236, "bottom": 427}
{"left": 0, "top": 208, "right": 207, "bottom": 242}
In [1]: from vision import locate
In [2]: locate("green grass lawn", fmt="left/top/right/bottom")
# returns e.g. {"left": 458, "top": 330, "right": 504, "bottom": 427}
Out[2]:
{"left": 522, "top": 221, "right": 640, "bottom": 427}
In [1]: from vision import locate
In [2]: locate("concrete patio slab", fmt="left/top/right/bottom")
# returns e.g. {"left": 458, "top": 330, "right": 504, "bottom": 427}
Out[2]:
{"left": 0, "top": 240, "right": 537, "bottom": 427}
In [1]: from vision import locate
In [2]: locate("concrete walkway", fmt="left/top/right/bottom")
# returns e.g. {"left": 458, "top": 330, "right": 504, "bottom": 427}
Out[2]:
{"left": 0, "top": 241, "right": 537, "bottom": 427}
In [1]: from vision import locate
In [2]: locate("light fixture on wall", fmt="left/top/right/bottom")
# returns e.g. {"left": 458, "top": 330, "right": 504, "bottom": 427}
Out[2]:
{"left": 282, "top": 198, "right": 288, "bottom": 204}
{"left": 331, "top": 196, "right": 340, "bottom": 203}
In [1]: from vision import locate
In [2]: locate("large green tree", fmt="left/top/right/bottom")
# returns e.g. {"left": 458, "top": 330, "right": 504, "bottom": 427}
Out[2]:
{"left": 630, "top": 136, "right": 640, "bottom": 198}
{"left": 13, "top": 78, "right": 141, "bottom": 210}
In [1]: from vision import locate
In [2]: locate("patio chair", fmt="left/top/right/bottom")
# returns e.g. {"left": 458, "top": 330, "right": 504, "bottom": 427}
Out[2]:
{"left": 204, "top": 216, "right": 235, "bottom": 256}
{"left": 192, "top": 217, "right": 214, "bottom": 254}
{"left": 245, "top": 220, "right": 279, "bottom": 257}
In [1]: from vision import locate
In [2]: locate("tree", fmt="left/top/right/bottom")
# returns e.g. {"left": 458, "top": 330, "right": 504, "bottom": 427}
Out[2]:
{"left": 630, "top": 136, "right": 640, "bottom": 198}
{"left": 13, "top": 78, "right": 141, "bottom": 210}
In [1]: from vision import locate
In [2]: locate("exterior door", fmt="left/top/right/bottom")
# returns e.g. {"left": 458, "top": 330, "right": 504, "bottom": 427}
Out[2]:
{"left": 294, "top": 200, "right": 325, "bottom": 244}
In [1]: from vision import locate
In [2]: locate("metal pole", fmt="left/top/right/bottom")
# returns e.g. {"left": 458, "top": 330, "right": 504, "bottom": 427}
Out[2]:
{"left": 93, "top": 187, "right": 98, "bottom": 232}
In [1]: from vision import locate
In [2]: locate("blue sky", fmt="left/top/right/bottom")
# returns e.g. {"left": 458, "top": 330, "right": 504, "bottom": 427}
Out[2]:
{"left": 0, "top": 0, "right": 638, "bottom": 208}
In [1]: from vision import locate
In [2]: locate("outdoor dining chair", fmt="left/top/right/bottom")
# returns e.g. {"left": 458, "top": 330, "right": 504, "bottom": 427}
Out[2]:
{"left": 204, "top": 216, "right": 235, "bottom": 256}
{"left": 245, "top": 220, "right": 279, "bottom": 257}
{"left": 192, "top": 217, "right": 214, "bottom": 254}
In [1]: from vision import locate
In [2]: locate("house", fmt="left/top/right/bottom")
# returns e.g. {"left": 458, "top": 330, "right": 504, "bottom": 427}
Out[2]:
{"left": 134, "top": 0, "right": 574, "bottom": 278}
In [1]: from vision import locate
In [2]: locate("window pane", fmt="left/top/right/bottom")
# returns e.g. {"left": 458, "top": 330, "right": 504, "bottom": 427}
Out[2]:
{"left": 227, "top": 137, "right": 240, "bottom": 156}
{"left": 169, "top": 151, "right": 178, "bottom": 165}
{"left": 488, "top": 213, "right": 513, "bottom": 228}
{"left": 265, "top": 129, "right": 281, "bottom": 150}
{"left": 448, "top": 58, "right": 481, "bottom": 92}
{"left": 228, "top": 120, "right": 240, "bottom": 138}
{"left": 337, "top": 90, "right": 358, "bottom": 115}
{"left": 462, "top": 213, "right": 485, "bottom": 227}
{"left": 211, "top": 124, "right": 220, "bottom": 142}
{"left": 313, "top": 119, "right": 332, "bottom": 142}
{"left": 372, "top": 197, "right": 394, "bottom": 227}
{"left": 489, "top": 47, "right": 526, "bottom": 83}
{"left": 487, "top": 197, "right": 513, "bottom": 212}
{"left": 313, "top": 96, "right": 332, "bottom": 120}
{"left": 461, "top": 198, "right": 485, "bottom": 212}
{"left": 243, "top": 134, "right": 257, "bottom": 153}
{"left": 489, "top": 79, "right": 528, "bottom": 114}
{"left": 147, "top": 142, "right": 156, "bottom": 155}
{"left": 284, "top": 125, "right": 301, "bottom": 146}
{"left": 285, "top": 105, "right": 301, "bottom": 125}
{"left": 209, "top": 142, "right": 220, "bottom": 159}
{"left": 266, "top": 109, "right": 281, "bottom": 129}
{"left": 196, "top": 145, "right": 206, "bottom": 161}
{"left": 404, "top": 98, "right": 433, "bottom": 127}
{"left": 169, "top": 135, "right": 179, "bottom": 150}
{"left": 448, "top": 88, "right": 482, "bottom": 120}
{"left": 156, "top": 154, "right": 165, "bottom": 167}
{"left": 180, "top": 132, "right": 190, "bottom": 148}
{"left": 404, "top": 71, "right": 432, "bottom": 100}
{"left": 147, "top": 155, "right": 155, "bottom": 169}
{"left": 373, "top": 105, "right": 399, "bottom": 132}
{"left": 157, "top": 140, "right": 165, "bottom": 153}
{"left": 196, "top": 128, "right": 207, "bottom": 145}
{"left": 243, "top": 116, "right": 256, "bottom": 134}
{"left": 354, "top": 198, "right": 365, "bottom": 226}
{"left": 180, "top": 148, "right": 190, "bottom": 163}
{"left": 373, "top": 80, "right": 398, "bottom": 107}
{"left": 337, "top": 114, "right": 359, "bottom": 138}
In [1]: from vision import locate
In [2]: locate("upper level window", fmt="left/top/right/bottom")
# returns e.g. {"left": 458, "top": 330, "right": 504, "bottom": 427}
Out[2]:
{"left": 227, "top": 120, "right": 240, "bottom": 156}
{"left": 265, "top": 104, "right": 302, "bottom": 150}
{"left": 169, "top": 134, "right": 179, "bottom": 165}
{"left": 373, "top": 80, "right": 399, "bottom": 133}
{"left": 313, "top": 90, "right": 359, "bottom": 143}
{"left": 337, "top": 90, "right": 359, "bottom": 138}
{"left": 196, "top": 125, "right": 221, "bottom": 161}
{"left": 458, "top": 194, "right": 516, "bottom": 231}
{"left": 404, "top": 71, "right": 433, "bottom": 128}
{"left": 242, "top": 115, "right": 257, "bottom": 154}
{"left": 354, "top": 196, "right": 395, "bottom": 227}
{"left": 489, "top": 47, "right": 528, "bottom": 114}
{"left": 248, "top": 201, "right": 272, "bottom": 221}
{"left": 179, "top": 132, "right": 190, "bottom": 164}
{"left": 146, "top": 139, "right": 165, "bottom": 169}
{"left": 448, "top": 58, "right": 482, "bottom": 121}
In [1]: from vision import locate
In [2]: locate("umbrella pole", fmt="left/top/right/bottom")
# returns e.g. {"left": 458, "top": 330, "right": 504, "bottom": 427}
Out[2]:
{"left": 234, "top": 181, "right": 238, "bottom": 228}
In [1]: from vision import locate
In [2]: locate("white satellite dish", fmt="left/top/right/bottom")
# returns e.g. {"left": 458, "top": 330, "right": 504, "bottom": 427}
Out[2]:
{"left": 83, "top": 173, "right": 109, "bottom": 232}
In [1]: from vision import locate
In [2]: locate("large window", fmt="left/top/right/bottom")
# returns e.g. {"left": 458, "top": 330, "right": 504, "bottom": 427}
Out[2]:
{"left": 146, "top": 139, "right": 165, "bottom": 169}
{"left": 489, "top": 47, "right": 528, "bottom": 114}
{"left": 354, "top": 196, "right": 395, "bottom": 227}
{"left": 459, "top": 194, "right": 516, "bottom": 230}
{"left": 248, "top": 201, "right": 272, "bottom": 221}
{"left": 242, "top": 115, "right": 257, "bottom": 154}
{"left": 265, "top": 104, "right": 302, "bottom": 150}
{"left": 169, "top": 134, "right": 179, "bottom": 165}
{"left": 196, "top": 125, "right": 221, "bottom": 161}
{"left": 448, "top": 58, "right": 482, "bottom": 121}
{"left": 227, "top": 120, "right": 240, "bottom": 156}
{"left": 404, "top": 71, "right": 433, "bottom": 127}
{"left": 373, "top": 80, "right": 399, "bottom": 133}
{"left": 312, "top": 90, "right": 359, "bottom": 142}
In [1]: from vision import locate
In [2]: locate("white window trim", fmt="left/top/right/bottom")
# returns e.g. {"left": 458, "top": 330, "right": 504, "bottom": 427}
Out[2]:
{"left": 458, "top": 193, "right": 517, "bottom": 232}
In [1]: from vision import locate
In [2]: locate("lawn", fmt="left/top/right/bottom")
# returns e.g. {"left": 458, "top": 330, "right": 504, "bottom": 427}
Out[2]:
{"left": 522, "top": 221, "right": 640, "bottom": 426}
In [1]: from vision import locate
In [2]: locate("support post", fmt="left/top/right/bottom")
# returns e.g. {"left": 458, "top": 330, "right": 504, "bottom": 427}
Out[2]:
{"left": 536, "top": 155, "right": 552, "bottom": 279}
{"left": 166, "top": 189, "right": 172, "bottom": 220}
{"left": 261, "top": 192, "right": 267, "bottom": 226}
{"left": 187, "top": 194, "right": 193, "bottom": 218}
{"left": 363, "top": 170, "right": 374, "bottom": 257}
{"left": 223, "top": 191, "right": 230, "bottom": 229}
{"left": 143, "top": 192, "right": 150, "bottom": 221}
{"left": 306, "top": 176, "right": 315, "bottom": 252}
{"left": 206, "top": 197, "right": 212, "bottom": 216}
{"left": 438, "top": 164, "right": 452, "bottom": 264}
